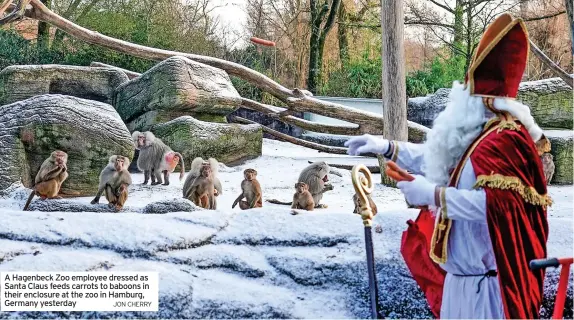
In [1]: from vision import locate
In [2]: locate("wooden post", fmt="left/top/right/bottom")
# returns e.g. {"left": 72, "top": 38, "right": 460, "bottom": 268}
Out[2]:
{"left": 379, "top": 0, "right": 408, "bottom": 186}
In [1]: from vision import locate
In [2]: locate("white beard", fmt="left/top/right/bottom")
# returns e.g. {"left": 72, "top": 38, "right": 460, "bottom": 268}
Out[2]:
{"left": 421, "top": 81, "right": 544, "bottom": 187}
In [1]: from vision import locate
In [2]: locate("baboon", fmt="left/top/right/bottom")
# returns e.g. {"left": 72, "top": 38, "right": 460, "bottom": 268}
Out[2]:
{"left": 352, "top": 193, "right": 378, "bottom": 215}
{"left": 132, "top": 131, "right": 184, "bottom": 185}
{"left": 183, "top": 157, "right": 222, "bottom": 209}
{"left": 91, "top": 155, "right": 132, "bottom": 211}
{"left": 232, "top": 168, "right": 262, "bottom": 210}
{"left": 541, "top": 153, "right": 555, "bottom": 185}
{"left": 156, "top": 151, "right": 186, "bottom": 185}
{"left": 23, "top": 150, "right": 69, "bottom": 211}
{"left": 267, "top": 162, "right": 333, "bottom": 208}
{"left": 291, "top": 182, "right": 314, "bottom": 211}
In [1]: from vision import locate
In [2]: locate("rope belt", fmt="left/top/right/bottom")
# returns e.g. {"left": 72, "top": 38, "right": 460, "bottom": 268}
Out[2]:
{"left": 451, "top": 270, "right": 498, "bottom": 293}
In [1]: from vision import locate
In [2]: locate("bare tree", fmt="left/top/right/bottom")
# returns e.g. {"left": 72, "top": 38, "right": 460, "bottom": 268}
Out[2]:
{"left": 380, "top": 0, "right": 407, "bottom": 184}
{"left": 307, "top": 0, "right": 341, "bottom": 93}
{"left": 566, "top": 0, "right": 574, "bottom": 54}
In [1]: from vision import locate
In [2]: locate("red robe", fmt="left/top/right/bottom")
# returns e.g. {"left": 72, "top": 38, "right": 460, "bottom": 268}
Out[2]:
{"left": 469, "top": 120, "right": 549, "bottom": 319}
{"left": 406, "top": 117, "right": 550, "bottom": 318}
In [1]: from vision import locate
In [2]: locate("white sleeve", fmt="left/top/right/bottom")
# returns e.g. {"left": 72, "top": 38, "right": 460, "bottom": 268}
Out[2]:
{"left": 384, "top": 141, "right": 426, "bottom": 175}
{"left": 437, "top": 159, "right": 487, "bottom": 223}
{"left": 438, "top": 187, "right": 487, "bottom": 223}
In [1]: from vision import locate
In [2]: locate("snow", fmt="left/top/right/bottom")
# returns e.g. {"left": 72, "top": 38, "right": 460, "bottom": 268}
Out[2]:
{"left": 0, "top": 138, "right": 572, "bottom": 318}
{"left": 544, "top": 129, "right": 574, "bottom": 138}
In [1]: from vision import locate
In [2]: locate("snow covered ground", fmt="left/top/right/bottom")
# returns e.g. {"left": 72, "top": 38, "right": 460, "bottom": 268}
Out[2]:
{"left": 0, "top": 138, "right": 572, "bottom": 318}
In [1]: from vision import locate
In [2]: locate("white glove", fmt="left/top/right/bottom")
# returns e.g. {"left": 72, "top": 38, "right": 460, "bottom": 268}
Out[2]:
{"left": 344, "top": 134, "right": 390, "bottom": 156}
{"left": 396, "top": 174, "right": 437, "bottom": 207}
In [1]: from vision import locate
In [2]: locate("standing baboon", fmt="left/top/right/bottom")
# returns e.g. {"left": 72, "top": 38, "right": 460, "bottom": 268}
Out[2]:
{"left": 232, "top": 168, "right": 262, "bottom": 209}
{"left": 23, "top": 150, "right": 69, "bottom": 211}
{"left": 183, "top": 157, "right": 222, "bottom": 209}
{"left": 291, "top": 182, "right": 314, "bottom": 211}
{"left": 91, "top": 155, "right": 132, "bottom": 211}
{"left": 132, "top": 131, "right": 184, "bottom": 185}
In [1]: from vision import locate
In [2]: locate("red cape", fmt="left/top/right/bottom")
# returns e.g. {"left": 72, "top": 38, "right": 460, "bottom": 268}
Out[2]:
{"left": 470, "top": 119, "right": 549, "bottom": 319}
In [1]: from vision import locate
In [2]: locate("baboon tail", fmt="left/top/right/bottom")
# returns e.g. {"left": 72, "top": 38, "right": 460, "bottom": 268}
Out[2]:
{"left": 176, "top": 152, "right": 185, "bottom": 181}
{"left": 266, "top": 199, "right": 293, "bottom": 205}
{"left": 22, "top": 189, "right": 36, "bottom": 211}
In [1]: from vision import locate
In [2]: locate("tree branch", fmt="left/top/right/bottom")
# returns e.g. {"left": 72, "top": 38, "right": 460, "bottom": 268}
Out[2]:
{"left": 229, "top": 115, "right": 351, "bottom": 155}
{"left": 523, "top": 11, "right": 566, "bottom": 22}
{"left": 529, "top": 40, "right": 574, "bottom": 88}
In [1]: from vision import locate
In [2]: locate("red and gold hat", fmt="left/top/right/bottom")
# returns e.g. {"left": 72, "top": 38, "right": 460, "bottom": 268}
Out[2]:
{"left": 465, "top": 13, "right": 529, "bottom": 99}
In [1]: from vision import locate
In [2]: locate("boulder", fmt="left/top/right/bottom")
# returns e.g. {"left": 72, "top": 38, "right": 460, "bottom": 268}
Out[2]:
{"left": 115, "top": 56, "right": 241, "bottom": 127}
{"left": 0, "top": 94, "right": 134, "bottom": 196}
{"left": 0, "top": 65, "right": 129, "bottom": 105}
{"left": 546, "top": 130, "right": 573, "bottom": 185}
{"left": 518, "top": 77, "right": 573, "bottom": 129}
{"left": 142, "top": 198, "right": 202, "bottom": 214}
{"left": 151, "top": 116, "right": 263, "bottom": 166}
{"left": 407, "top": 77, "right": 573, "bottom": 129}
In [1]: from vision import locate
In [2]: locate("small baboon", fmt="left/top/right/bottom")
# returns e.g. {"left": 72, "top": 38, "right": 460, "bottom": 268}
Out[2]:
{"left": 291, "top": 182, "right": 314, "bottom": 211}
{"left": 267, "top": 162, "right": 333, "bottom": 208}
{"left": 23, "top": 150, "right": 69, "bottom": 211}
{"left": 232, "top": 168, "right": 262, "bottom": 210}
{"left": 541, "top": 153, "right": 555, "bottom": 185}
{"left": 352, "top": 193, "right": 378, "bottom": 215}
{"left": 132, "top": 131, "right": 183, "bottom": 185}
{"left": 91, "top": 155, "right": 132, "bottom": 211}
{"left": 183, "top": 157, "right": 221, "bottom": 209}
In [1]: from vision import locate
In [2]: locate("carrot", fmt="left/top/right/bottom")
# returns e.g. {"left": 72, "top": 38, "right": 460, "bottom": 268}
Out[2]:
{"left": 250, "top": 37, "right": 276, "bottom": 47}
{"left": 385, "top": 161, "right": 414, "bottom": 182}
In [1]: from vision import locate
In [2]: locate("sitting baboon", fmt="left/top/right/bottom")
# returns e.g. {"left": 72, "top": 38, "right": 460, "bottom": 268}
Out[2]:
{"left": 291, "top": 182, "right": 314, "bottom": 211}
{"left": 183, "top": 157, "right": 222, "bottom": 209}
{"left": 352, "top": 193, "right": 378, "bottom": 215}
{"left": 91, "top": 155, "right": 132, "bottom": 211}
{"left": 267, "top": 162, "right": 333, "bottom": 208}
{"left": 232, "top": 168, "right": 263, "bottom": 209}
{"left": 23, "top": 150, "right": 69, "bottom": 211}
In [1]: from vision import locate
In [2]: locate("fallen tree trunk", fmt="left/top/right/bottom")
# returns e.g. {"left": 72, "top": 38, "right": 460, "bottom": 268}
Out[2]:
{"left": 229, "top": 116, "right": 351, "bottom": 155}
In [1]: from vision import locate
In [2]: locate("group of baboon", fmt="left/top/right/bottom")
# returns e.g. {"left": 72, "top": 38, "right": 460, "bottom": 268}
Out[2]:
{"left": 22, "top": 130, "right": 371, "bottom": 214}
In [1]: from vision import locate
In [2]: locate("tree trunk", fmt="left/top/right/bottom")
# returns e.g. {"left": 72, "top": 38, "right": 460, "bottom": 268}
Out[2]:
{"left": 37, "top": 0, "right": 51, "bottom": 48}
{"left": 452, "top": 0, "right": 464, "bottom": 58}
{"left": 566, "top": 0, "right": 574, "bottom": 56}
{"left": 380, "top": 0, "right": 407, "bottom": 186}
{"left": 338, "top": 3, "right": 350, "bottom": 67}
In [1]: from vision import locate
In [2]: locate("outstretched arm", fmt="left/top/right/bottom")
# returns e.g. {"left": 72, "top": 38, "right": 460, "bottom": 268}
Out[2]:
{"left": 345, "top": 134, "right": 426, "bottom": 175}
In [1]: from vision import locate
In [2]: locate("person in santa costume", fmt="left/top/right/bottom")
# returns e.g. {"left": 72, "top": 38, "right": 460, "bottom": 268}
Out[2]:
{"left": 345, "top": 13, "right": 551, "bottom": 319}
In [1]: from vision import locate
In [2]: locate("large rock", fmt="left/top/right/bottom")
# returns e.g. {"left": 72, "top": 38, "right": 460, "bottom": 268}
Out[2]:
{"left": 0, "top": 65, "right": 129, "bottom": 105}
{"left": 407, "top": 77, "right": 573, "bottom": 129}
{"left": 546, "top": 130, "right": 573, "bottom": 185}
{"left": 149, "top": 116, "right": 262, "bottom": 166}
{"left": 115, "top": 56, "right": 242, "bottom": 127}
{"left": 518, "top": 77, "right": 573, "bottom": 129}
{"left": 0, "top": 94, "right": 134, "bottom": 196}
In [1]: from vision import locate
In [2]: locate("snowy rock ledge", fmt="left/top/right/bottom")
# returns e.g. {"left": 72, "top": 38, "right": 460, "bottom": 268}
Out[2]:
{"left": 0, "top": 206, "right": 570, "bottom": 319}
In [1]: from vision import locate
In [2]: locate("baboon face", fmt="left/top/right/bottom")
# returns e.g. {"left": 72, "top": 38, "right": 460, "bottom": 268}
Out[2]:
{"left": 295, "top": 182, "right": 308, "bottom": 193}
{"left": 201, "top": 164, "right": 212, "bottom": 177}
{"left": 244, "top": 169, "right": 257, "bottom": 181}
{"left": 53, "top": 151, "right": 67, "bottom": 166}
{"left": 137, "top": 135, "right": 146, "bottom": 147}
{"left": 542, "top": 153, "right": 553, "bottom": 161}
{"left": 115, "top": 157, "right": 125, "bottom": 171}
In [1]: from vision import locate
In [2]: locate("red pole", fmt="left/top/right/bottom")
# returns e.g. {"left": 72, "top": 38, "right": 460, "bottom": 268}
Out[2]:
{"left": 552, "top": 258, "right": 574, "bottom": 319}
